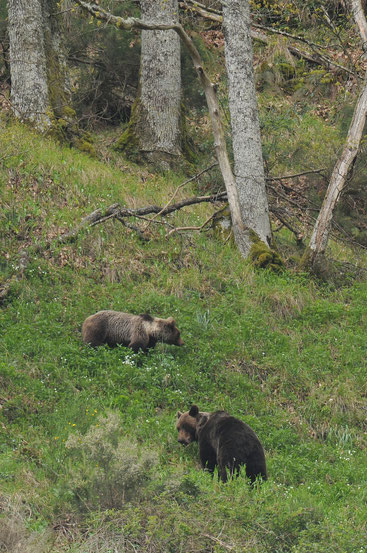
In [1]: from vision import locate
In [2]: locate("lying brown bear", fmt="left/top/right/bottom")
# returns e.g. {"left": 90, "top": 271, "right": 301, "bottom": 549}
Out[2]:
{"left": 82, "top": 310, "right": 184, "bottom": 353}
{"left": 176, "top": 405, "right": 267, "bottom": 483}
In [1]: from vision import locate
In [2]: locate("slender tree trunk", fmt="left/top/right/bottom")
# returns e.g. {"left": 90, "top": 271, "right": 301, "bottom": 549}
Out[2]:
{"left": 307, "top": 75, "right": 367, "bottom": 261}
{"left": 119, "top": 0, "right": 182, "bottom": 167}
{"left": 8, "top": 0, "right": 51, "bottom": 130}
{"left": 304, "top": 0, "right": 367, "bottom": 267}
{"left": 222, "top": 0, "right": 272, "bottom": 254}
{"left": 350, "top": 0, "right": 367, "bottom": 47}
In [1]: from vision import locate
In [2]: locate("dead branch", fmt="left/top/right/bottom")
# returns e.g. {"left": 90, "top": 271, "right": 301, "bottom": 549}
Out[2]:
{"left": 266, "top": 169, "right": 326, "bottom": 181}
{"left": 117, "top": 219, "right": 150, "bottom": 241}
{"left": 202, "top": 533, "right": 235, "bottom": 552}
{"left": 252, "top": 23, "right": 333, "bottom": 50}
{"left": 59, "top": 203, "right": 121, "bottom": 242}
{"left": 181, "top": 0, "right": 222, "bottom": 17}
{"left": 250, "top": 29, "right": 356, "bottom": 76}
{"left": 271, "top": 208, "right": 304, "bottom": 243}
{"left": 116, "top": 212, "right": 175, "bottom": 229}
{"left": 178, "top": 1, "right": 356, "bottom": 76}
{"left": 142, "top": 161, "right": 218, "bottom": 231}
{"left": 179, "top": 1, "right": 222, "bottom": 23}
{"left": 166, "top": 206, "right": 227, "bottom": 237}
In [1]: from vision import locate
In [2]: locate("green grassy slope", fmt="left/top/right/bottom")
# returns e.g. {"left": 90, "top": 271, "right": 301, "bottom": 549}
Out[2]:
{"left": 1, "top": 121, "right": 367, "bottom": 553}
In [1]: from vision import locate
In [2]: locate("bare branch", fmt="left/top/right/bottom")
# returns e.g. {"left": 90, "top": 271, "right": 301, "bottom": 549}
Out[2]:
{"left": 271, "top": 208, "right": 304, "bottom": 243}
{"left": 166, "top": 206, "right": 226, "bottom": 237}
{"left": 179, "top": 1, "right": 222, "bottom": 23}
{"left": 252, "top": 23, "right": 332, "bottom": 51}
{"left": 266, "top": 169, "right": 326, "bottom": 181}
{"left": 178, "top": 1, "right": 356, "bottom": 76}
{"left": 142, "top": 161, "right": 218, "bottom": 231}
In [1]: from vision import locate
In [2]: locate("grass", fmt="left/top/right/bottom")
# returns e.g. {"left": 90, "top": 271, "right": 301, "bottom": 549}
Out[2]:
{"left": 1, "top": 118, "right": 367, "bottom": 552}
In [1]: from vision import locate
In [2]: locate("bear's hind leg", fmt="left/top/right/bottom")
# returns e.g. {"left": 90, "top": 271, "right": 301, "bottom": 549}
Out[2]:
{"left": 82, "top": 317, "right": 108, "bottom": 347}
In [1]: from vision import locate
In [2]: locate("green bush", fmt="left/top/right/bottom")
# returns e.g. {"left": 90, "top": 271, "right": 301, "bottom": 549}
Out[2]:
{"left": 64, "top": 411, "right": 158, "bottom": 510}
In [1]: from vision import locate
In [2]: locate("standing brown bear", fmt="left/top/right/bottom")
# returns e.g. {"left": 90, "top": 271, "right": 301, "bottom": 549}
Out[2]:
{"left": 82, "top": 311, "right": 184, "bottom": 353}
{"left": 176, "top": 405, "right": 267, "bottom": 483}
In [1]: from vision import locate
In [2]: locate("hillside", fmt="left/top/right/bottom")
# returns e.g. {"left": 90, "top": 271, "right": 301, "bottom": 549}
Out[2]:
{"left": 1, "top": 119, "right": 367, "bottom": 553}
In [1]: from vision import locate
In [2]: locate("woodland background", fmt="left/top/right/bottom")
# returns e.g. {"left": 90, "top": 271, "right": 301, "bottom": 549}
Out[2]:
{"left": 1, "top": 1, "right": 367, "bottom": 552}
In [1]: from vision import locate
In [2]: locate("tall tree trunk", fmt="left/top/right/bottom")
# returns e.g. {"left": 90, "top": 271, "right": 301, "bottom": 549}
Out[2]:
{"left": 8, "top": 0, "right": 51, "bottom": 130}
{"left": 307, "top": 75, "right": 367, "bottom": 262}
{"left": 42, "top": 0, "right": 72, "bottom": 121}
{"left": 7, "top": 0, "right": 74, "bottom": 133}
{"left": 222, "top": 0, "right": 273, "bottom": 255}
{"left": 118, "top": 0, "right": 182, "bottom": 167}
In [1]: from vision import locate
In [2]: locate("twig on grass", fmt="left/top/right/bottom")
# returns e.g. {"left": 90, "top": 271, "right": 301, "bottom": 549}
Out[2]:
{"left": 141, "top": 162, "right": 219, "bottom": 231}
{"left": 166, "top": 205, "right": 227, "bottom": 237}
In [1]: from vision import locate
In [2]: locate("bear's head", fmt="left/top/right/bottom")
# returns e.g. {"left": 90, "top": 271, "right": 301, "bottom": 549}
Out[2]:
{"left": 176, "top": 405, "right": 209, "bottom": 446}
{"left": 161, "top": 317, "right": 184, "bottom": 346}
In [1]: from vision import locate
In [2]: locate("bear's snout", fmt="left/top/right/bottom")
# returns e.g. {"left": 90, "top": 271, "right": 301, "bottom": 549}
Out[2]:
{"left": 177, "top": 337, "right": 184, "bottom": 346}
{"left": 177, "top": 429, "right": 194, "bottom": 446}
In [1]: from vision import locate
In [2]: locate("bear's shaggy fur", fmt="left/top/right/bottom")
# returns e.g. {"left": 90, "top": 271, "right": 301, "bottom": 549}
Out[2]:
{"left": 176, "top": 405, "right": 267, "bottom": 483}
{"left": 82, "top": 311, "right": 184, "bottom": 352}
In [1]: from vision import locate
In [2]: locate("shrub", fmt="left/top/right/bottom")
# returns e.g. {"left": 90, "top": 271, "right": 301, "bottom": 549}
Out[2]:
{"left": 65, "top": 411, "right": 158, "bottom": 510}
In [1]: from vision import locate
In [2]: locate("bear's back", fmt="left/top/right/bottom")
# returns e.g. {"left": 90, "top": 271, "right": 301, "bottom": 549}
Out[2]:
{"left": 100, "top": 311, "right": 140, "bottom": 345}
{"left": 200, "top": 411, "right": 267, "bottom": 479}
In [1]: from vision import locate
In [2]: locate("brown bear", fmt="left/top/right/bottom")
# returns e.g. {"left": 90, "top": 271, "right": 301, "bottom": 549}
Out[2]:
{"left": 176, "top": 405, "right": 267, "bottom": 483}
{"left": 82, "top": 311, "right": 184, "bottom": 353}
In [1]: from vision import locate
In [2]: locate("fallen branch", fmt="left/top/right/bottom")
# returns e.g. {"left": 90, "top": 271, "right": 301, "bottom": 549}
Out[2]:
{"left": 202, "top": 533, "right": 235, "bottom": 552}
{"left": 142, "top": 161, "right": 218, "bottom": 231}
{"left": 271, "top": 208, "right": 304, "bottom": 243}
{"left": 166, "top": 205, "right": 228, "bottom": 237}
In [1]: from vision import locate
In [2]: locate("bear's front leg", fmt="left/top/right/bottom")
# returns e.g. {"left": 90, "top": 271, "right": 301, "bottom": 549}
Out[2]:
{"left": 199, "top": 440, "right": 217, "bottom": 476}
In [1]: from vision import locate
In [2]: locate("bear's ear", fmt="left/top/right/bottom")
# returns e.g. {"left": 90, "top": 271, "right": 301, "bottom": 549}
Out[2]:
{"left": 177, "top": 411, "right": 183, "bottom": 419}
{"left": 189, "top": 405, "right": 199, "bottom": 417}
{"left": 167, "top": 317, "right": 176, "bottom": 325}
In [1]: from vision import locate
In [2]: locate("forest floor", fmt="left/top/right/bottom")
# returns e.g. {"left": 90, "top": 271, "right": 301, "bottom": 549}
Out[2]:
{"left": 1, "top": 119, "right": 367, "bottom": 553}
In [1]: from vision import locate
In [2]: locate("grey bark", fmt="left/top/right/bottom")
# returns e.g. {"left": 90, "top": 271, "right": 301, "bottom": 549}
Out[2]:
{"left": 7, "top": 0, "right": 72, "bottom": 131}
{"left": 350, "top": 0, "right": 367, "bottom": 48}
{"left": 308, "top": 75, "right": 367, "bottom": 258}
{"left": 42, "top": 0, "right": 72, "bottom": 119}
{"left": 136, "top": 0, "right": 182, "bottom": 164}
{"left": 307, "top": 0, "right": 367, "bottom": 262}
{"left": 8, "top": 0, "right": 51, "bottom": 130}
{"left": 222, "top": 0, "right": 272, "bottom": 253}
